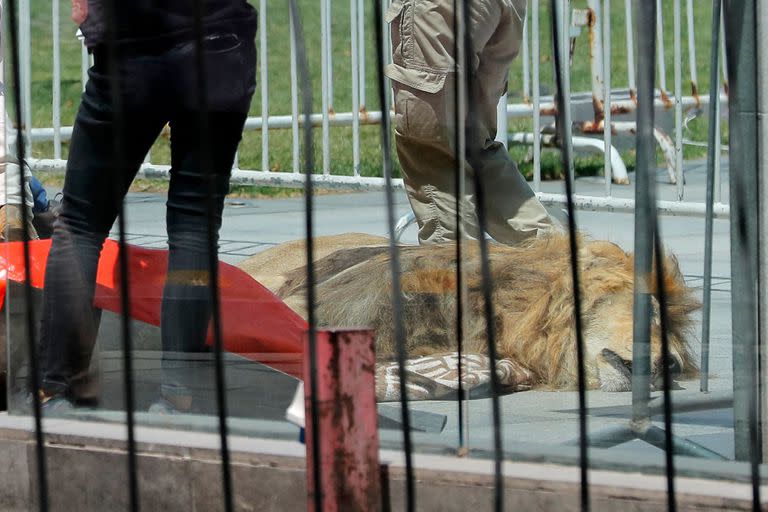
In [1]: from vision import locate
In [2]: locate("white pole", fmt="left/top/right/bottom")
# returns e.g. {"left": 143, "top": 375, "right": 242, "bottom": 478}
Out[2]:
{"left": 656, "top": 0, "right": 667, "bottom": 95}
{"left": 325, "top": 0, "right": 334, "bottom": 113}
{"left": 289, "top": 5, "right": 300, "bottom": 175}
{"left": 673, "top": 0, "right": 684, "bottom": 197}
{"left": 78, "top": 30, "right": 88, "bottom": 91}
{"left": 350, "top": 0, "right": 361, "bottom": 176}
{"left": 20, "top": 0, "right": 31, "bottom": 153}
{"left": 52, "top": 0, "right": 61, "bottom": 160}
{"left": 603, "top": 0, "right": 612, "bottom": 194}
{"left": 522, "top": 12, "right": 530, "bottom": 100}
{"left": 357, "top": 0, "right": 366, "bottom": 109}
{"left": 532, "top": 0, "right": 541, "bottom": 191}
{"left": 321, "top": 0, "right": 331, "bottom": 175}
{"left": 260, "top": 0, "right": 269, "bottom": 173}
{"left": 685, "top": 0, "right": 698, "bottom": 94}
{"left": 625, "top": 0, "right": 636, "bottom": 96}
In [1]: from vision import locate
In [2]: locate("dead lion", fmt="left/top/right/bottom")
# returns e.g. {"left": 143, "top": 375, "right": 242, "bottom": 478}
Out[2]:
{"left": 239, "top": 232, "right": 699, "bottom": 392}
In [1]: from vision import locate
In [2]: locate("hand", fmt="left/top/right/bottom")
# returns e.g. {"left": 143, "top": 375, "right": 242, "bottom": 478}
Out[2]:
{"left": 71, "top": 0, "right": 87, "bottom": 24}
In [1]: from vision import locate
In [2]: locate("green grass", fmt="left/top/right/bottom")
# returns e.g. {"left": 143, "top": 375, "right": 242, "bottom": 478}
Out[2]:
{"left": 20, "top": 0, "right": 725, "bottom": 189}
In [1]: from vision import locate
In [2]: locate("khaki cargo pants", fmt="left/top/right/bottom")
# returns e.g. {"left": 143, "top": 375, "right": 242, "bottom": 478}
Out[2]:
{"left": 385, "top": 0, "right": 551, "bottom": 245}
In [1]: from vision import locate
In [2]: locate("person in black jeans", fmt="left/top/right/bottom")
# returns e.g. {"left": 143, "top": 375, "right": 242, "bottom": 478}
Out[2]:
{"left": 37, "top": 1, "right": 257, "bottom": 413}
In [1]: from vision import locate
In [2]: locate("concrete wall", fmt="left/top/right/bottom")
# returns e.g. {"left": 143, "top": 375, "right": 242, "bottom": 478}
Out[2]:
{"left": 0, "top": 414, "right": 763, "bottom": 512}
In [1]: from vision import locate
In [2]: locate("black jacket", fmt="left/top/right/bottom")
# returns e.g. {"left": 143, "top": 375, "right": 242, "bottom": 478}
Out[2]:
{"left": 79, "top": 0, "right": 257, "bottom": 48}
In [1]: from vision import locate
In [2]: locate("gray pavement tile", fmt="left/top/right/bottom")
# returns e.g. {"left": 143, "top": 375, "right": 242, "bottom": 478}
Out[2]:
{"left": 33, "top": 160, "right": 739, "bottom": 465}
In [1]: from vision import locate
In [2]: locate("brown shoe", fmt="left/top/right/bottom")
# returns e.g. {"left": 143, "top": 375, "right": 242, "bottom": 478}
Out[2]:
{"left": 32, "top": 194, "right": 61, "bottom": 240}
{"left": 0, "top": 204, "right": 39, "bottom": 242}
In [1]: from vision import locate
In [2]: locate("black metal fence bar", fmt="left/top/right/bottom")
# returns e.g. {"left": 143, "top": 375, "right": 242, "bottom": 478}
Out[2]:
{"left": 653, "top": 228, "right": 678, "bottom": 512}
{"left": 6, "top": 0, "right": 48, "bottom": 509}
{"left": 459, "top": 0, "right": 505, "bottom": 508}
{"left": 373, "top": 1, "right": 416, "bottom": 509}
{"left": 631, "top": 0, "right": 655, "bottom": 445}
{"left": 100, "top": 0, "right": 140, "bottom": 509}
{"left": 286, "top": 1, "right": 323, "bottom": 509}
{"left": 636, "top": 3, "right": 679, "bottom": 510}
{"left": 699, "top": 0, "right": 722, "bottom": 394}
{"left": 550, "top": 1, "right": 590, "bottom": 509}
{"left": 451, "top": 0, "right": 467, "bottom": 453}
{"left": 189, "top": 1, "right": 234, "bottom": 509}
{"left": 723, "top": 1, "right": 761, "bottom": 509}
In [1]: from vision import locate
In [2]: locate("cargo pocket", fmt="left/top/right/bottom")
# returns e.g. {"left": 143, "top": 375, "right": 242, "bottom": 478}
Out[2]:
{"left": 383, "top": 0, "right": 449, "bottom": 94}
{"left": 393, "top": 87, "right": 449, "bottom": 143}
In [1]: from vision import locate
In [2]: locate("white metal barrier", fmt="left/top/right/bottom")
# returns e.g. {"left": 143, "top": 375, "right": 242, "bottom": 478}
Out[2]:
{"left": 15, "top": 0, "right": 729, "bottom": 217}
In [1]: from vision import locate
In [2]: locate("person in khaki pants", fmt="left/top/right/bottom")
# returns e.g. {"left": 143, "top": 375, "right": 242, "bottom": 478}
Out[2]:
{"left": 385, "top": 0, "right": 552, "bottom": 245}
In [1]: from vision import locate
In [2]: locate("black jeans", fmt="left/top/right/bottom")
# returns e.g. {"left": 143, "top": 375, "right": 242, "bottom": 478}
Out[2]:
{"left": 39, "top": 32, "right": 256, "bottom": 399}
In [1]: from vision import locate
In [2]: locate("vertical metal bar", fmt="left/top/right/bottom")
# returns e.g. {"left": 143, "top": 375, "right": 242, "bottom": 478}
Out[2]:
{"left": 636, "top": 2, "right": 677, "bottom": 510}
{"left": 350, "top": 0, "right": 361, "bottom": 176}
{"left": 286, "top": 4, "right": 323, "bottom": 511}
{"left": 603, "top": 0, "right": 612, "bottom": 196}
{"left": 189, "top": 0, "right": 234, "bottom": 510}
{"left": 461, "top": 0, "right": 504, "bottom": 507}
{"left": 495, "top": 95, "right": 508, "bottom": 146}
{"left": 656, "top": 0, "right": 667, "bottom": 95}
{"left": 522, "top": 13, "right": 530, "bottom": 100}
{"left": 260, "top": 0, "right": 269, "bottom": 173}
{"left": 719, "top": 5, "right": 728, "bottom": 93}
{"left": 685, "top": 0, "right": 698, "bottom": 96}
{"left": 100, "top": 42, "right": 139, "bottom": 512}
{"left": 587, "top": 0, "right": 604, "bottom": 109}
{"left": 289, "top": 6, "right": 301, "bottom": 175}
{"left": 700, "top": 0, "right": 721, "bottom": 394}
{"left": 653, "top": 228, "right": 678, "bottom": 512}
{"left": 714, "top": 103, "right": 722, "bottom": 202}
{"left": 452, "top": 0, "right": 469, "bottom": 454}
{"left": 79, "top": 32, "right": 88, "bottom": 91}
{"left": 373, "top": 1, "right": 415, "bottom": 509}
{"left": 325, "top": 0, "right": 334, "bottom": 113}
{"left": 358, "top": 0, "right": 366, "bottom": 109}
{"left": 5, "top": 0, "right": 48, "bottom": 509}
{"left": 757, "top": 0, "right": 768, "bottom": 473}
{"left": 51, "top": 0, "right": 61, "bottom": 160}
{"left": 321, "top": 0, "right": 331, "bottom": 175}
{"left": 551, "top": 1, "right": 590, "bottom": 509}
{"left": 560, "top": 0, "right": 574, "bottom": 187}
{"left": 19, "top": 0, "right": 29, "bottom": 152}
{"left": 710, "top": 2, "right": 728, "bottom": 203}
{"left": 722, "top": 5, "right": 761, "bottom": 507}
{"left": 100, "top": 0, "right": 141, "bottom": 506}
{"left": 303, "top": 330, "right": 381, "bottom": 510}
{"left": 644, "top": 10, "right": 682, "bottom": 500}
{"left": 532, "top": 0, "right": 541, "bottom": 192}
{"left": 631, "top": 0, "right": 655, "bottom": 451}
{"left": 625, "top": 0, "right": 636, "bottom": 97}
{"left": 384, "top": 0, "right": 394, "bottom": 110}
{"left": 673, "top": 0, "right": 684, "bottom": 199}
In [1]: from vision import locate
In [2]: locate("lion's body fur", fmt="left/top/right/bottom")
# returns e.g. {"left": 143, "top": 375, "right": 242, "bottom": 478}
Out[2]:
{"left": 240, "top": 232, "right": 699, "bottom": 391}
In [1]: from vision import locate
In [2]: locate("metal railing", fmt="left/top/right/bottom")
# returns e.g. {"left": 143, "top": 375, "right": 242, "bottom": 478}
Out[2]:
{"left": 14, "top": 0, "right": 730, "bottom": 218}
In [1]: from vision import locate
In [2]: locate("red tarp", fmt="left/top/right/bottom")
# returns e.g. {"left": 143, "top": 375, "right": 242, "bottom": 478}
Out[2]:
{"left": 0, "top": 240, "right": 306, "bottom": 378}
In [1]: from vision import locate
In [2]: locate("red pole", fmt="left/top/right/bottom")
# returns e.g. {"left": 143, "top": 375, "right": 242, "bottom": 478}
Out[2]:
{"left": 304, "top": 329, "right": 381, "bottom": 512}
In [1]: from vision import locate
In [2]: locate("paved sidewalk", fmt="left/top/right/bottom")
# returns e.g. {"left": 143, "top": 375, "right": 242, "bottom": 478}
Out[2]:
{"left": 30, "top": 157, "right": 736, "bottom": 471}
